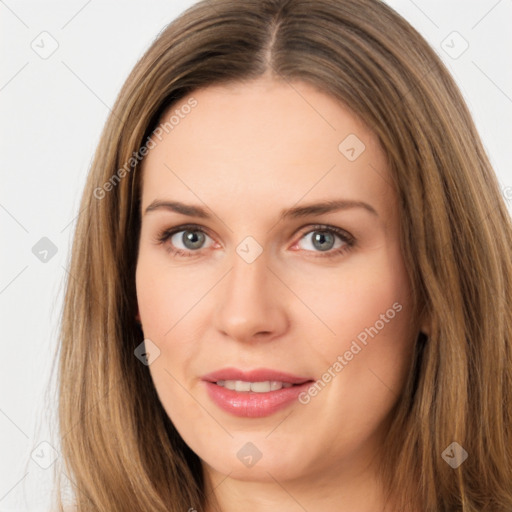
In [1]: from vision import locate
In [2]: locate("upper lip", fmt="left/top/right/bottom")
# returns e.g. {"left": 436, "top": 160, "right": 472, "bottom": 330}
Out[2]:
{"left": 202, "top": 367, "right": 313, "bottom": 385}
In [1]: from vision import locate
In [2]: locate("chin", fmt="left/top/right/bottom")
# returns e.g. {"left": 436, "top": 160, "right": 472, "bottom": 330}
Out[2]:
{"left": 200, "top": 443, "right": 311, "bottom": 482}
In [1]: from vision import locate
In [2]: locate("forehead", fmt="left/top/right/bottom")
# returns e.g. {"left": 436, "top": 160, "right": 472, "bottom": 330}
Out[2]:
{"left": 140, "top": 78, "right": 394, "bottom": 221}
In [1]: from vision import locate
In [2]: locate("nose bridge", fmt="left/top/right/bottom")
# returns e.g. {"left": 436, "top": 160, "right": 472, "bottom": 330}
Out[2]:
{"left": 213, "top": 243, "right": 288, "bottom": 341}
{"left": 230, "top": 248, "right": 269, "bottom": 301}
{"left": 225, "top": 247, "right": 272, "bottom": 316}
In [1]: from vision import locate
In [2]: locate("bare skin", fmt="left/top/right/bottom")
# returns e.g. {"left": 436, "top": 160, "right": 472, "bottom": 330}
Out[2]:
{"left": 135, "top": 76, "right": 424, "bottom": 512}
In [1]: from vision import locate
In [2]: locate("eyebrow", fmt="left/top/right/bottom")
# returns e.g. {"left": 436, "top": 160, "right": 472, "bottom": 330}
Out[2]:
{"left": 144, "top": 198, "right": 378, "bottom": 219}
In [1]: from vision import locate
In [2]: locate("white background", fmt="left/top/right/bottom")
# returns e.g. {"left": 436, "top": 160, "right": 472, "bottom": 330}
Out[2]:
{"left": 1, "top": 1, "right": 511, "bottom": 510}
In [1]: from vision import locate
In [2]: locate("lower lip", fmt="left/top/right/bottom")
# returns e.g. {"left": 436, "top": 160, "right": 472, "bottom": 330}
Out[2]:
{"left": 203, "top": 381, "right": 312, "bottom": 418}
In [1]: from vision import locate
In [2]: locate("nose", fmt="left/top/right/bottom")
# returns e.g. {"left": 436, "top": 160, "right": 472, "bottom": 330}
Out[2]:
{"left": 213, "top": 248, "right": 289, "bottom": 343}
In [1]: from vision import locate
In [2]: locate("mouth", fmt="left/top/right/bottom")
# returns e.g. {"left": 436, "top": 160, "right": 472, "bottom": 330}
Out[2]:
{"left": 214, "top": 380, "right": 296, "bottom": 392}
{"left": 202, "top": 368, "right": 314, "bottom": 417}
{"left": 202, "top": 367, "right": 313, "bottom": 386}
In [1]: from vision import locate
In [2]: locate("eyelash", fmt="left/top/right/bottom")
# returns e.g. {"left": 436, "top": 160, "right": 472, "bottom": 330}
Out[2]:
{"left": 153, "top": 223, "right": 356, "bottom": 259}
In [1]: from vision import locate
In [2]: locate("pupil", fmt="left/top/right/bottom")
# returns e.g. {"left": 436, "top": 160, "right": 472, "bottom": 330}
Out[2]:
{"left": 313, "top": 231, "right": 334, "bottom": 251}
{"left": 183, "top": 230, "right": 205, "bottom": 249}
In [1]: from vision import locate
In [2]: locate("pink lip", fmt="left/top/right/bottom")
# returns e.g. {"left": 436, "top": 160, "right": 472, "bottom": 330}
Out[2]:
{"left": 202, "top": 367, "right": 312, "bottom": 385}
{"left": 202, "top": 367, "right": 314, "bottom": 418}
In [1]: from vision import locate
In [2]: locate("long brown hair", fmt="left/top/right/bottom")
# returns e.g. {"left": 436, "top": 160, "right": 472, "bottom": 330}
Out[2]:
{"left": 53, "top": 0, "right": 512, "bottom": 510}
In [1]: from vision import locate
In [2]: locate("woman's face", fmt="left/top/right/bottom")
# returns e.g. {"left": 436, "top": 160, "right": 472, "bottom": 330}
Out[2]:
{"left": 136, "top": 77, "right": 417, "bottom": 487}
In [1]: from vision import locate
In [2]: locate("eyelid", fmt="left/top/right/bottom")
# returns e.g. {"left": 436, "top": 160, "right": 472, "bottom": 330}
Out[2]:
{"left": 157, "top": 223, "right": 215, "bottom": 239}
{"left": 293, "top": 223, "right": 354, "bottom": 244}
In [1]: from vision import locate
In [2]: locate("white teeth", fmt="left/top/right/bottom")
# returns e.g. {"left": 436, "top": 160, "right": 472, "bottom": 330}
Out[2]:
{"left": 252, "top": 381, "right": 272, "bottom": 392}
{"left": 236, "top": 380, "right": 251, "bottom": 391}
{"left": 215, "top": 380, "right": 294, "bottom": 392}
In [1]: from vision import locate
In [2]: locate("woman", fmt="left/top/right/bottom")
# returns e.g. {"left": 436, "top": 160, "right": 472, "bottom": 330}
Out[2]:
{"left": 55, "top": 0, "right": 512, "bottom": 511}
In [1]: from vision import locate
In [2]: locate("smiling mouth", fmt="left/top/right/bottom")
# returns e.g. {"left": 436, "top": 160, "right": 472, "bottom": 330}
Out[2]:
{"left": 204, "top": 379, "right": 315, "bottom": 417}
{"left": 214, "top": 380, "right": 300, "bottom": 392}
{"left": 201, "top": 368, "right": 315, "bottom": 417}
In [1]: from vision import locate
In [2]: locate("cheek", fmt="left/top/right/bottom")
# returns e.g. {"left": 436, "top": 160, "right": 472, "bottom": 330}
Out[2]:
{"left": 297, "top": 253, "right": 410, "bottom": 338}
{"left": 293, "top": 258, "right": 415, "bottom": 442}
{"left": 295, "top": 250, "right": 414, "bottom": 383}
{"left": 135, "top": 253, "right": 206, "bottom": 337}
{"left": 135, "top": 259, "right": 200, "bottom": 422}
{"left": 135, "top": 254, "right": 210, "bottom": 383}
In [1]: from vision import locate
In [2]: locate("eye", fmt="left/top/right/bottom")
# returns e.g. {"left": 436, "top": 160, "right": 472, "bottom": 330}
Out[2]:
{"left": 171, "top": 229, "right": 212, "bottom": 251}
{"left": 294, "top": 225, "right": 355, "bottom": 258}
{"left": 154, "top": 224, "right": 215, "bottom": 257}
{"left": 154, "top": 223, "right": 355, "bottom": 259}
